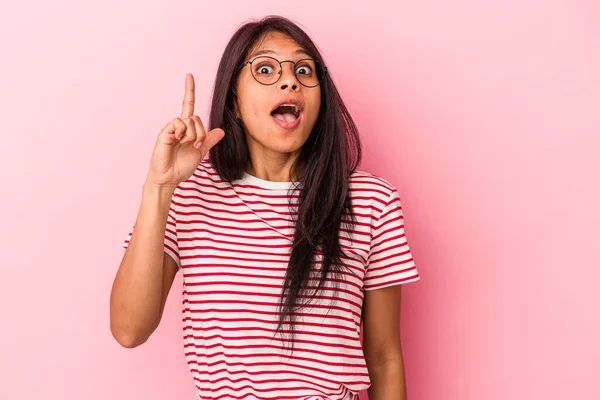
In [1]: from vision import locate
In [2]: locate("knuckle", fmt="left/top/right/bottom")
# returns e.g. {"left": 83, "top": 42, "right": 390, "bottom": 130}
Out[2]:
{"left": 192, "top": 116, "right": 204, "bottom": 129}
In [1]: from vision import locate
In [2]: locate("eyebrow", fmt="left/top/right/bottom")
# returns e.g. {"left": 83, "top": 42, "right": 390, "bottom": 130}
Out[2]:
{"left": 247, "top": 49, "right": 311, "bottom": 59}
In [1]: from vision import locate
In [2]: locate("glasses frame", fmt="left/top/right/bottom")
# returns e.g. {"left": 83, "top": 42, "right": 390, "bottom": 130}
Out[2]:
{"left": 242, "top": 56, "right": 328, "bottom": 88}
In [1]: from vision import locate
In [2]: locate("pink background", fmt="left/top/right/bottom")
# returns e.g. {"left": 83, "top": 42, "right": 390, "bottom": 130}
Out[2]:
{"left": 1, "top": 1, "right": 598, "bottom": 399}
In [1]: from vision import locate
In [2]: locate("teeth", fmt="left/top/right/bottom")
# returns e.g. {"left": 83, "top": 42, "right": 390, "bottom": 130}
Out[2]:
{"left": 280, "top": 103, "right": 299, "bottom": 113}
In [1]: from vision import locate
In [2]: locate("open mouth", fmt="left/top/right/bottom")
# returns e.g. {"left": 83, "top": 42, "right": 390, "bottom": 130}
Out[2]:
{"left": 271, "top": 104, "right": 301, "bottom": 123}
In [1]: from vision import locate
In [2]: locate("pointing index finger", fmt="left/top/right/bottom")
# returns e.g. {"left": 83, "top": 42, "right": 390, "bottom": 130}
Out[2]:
{"left": 181, "top": 73, "right": 195, "bottom": 119}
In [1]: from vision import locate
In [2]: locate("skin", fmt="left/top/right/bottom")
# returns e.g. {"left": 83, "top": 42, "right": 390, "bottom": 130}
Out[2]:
{"left": 234, "top": 31, "right": 320, "bottom": 182}
{"left": 115, "top": 31, "right": 410, "bottom": 399}
{"left": 236, "top": 32, "right": 409, "bottom": 399}
{"left": 363, "top": 285, "right": 408, "bottom": 399}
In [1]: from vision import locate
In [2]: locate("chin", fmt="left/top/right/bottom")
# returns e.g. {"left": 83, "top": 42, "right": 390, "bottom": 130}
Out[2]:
{"left": 246, "top": 124, "right": 312, "bottom": 153}
{"left": 268, "top": 141, "right": 305, "bottom": 154}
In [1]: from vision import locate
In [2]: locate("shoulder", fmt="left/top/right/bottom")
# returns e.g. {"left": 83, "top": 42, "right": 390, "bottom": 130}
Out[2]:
{"left": 349, "top": 169, "right": 399, "bottom": 204}
{"left": 171, "top": 159, "right": 231, "bottom": 200}
{"left": 197, "top": 158, "right": 216, "bottom": 179}
{"left": 179, "top": 159, "right": 222, "bottom": 187}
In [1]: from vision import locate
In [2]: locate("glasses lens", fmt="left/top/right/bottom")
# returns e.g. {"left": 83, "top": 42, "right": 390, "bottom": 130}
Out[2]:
{"left": 295, "top": 59, "right": 324, "bottom": 87}
{"left": 251, "top": 57, "right": 280, "bottom": 85}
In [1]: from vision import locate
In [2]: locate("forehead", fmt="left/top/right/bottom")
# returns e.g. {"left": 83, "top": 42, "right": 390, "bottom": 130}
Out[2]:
{"left": 247, "top": 31, "right": 309, "bottom": 59}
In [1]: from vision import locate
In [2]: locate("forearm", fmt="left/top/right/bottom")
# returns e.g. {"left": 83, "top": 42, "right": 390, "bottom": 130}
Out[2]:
{"left": 109, "top": 182, "right": 174, "bottom": 346}
{"left": 367, "top": 355, "right": 408, "bottom": 400}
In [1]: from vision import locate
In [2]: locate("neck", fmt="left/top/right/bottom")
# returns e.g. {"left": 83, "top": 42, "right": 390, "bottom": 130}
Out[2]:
{"left": 246, "top": 157, "right": 303, "bottom": 182}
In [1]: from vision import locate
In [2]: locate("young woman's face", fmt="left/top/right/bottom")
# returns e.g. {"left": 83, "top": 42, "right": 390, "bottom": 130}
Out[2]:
{"left": 235, "top": 31, "right": 321, "bottom": 160}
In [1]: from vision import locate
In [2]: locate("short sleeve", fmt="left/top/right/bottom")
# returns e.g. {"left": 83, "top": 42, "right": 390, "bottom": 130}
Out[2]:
{"left": 363, "top": 188, "right": 420, "bottom": 290}
{"left": 122, "top": 198, "right": 180, "bottom": 269}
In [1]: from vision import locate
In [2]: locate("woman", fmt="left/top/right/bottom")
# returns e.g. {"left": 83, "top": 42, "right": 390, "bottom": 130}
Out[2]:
{"left": 110, "top": 15, "right": 420, "bottom": 400}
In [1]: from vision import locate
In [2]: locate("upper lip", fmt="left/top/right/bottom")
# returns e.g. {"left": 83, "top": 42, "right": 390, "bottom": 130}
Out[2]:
{"left": 271, "top": 98, "right": 304, "bottom": 115}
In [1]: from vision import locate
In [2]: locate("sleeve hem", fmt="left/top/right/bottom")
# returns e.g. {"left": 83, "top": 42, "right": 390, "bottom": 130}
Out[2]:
{"left": 122, "top": 242, "right": 181, "bottom": 270}
{"left": 363, "top": 273, "right": 420, "bottom": 291}
{"left": 164, "top": 244, "right": 181, "bottom": 270}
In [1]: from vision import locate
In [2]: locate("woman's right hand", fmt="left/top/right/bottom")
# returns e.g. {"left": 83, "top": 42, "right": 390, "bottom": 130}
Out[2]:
{"left": 146, "top": 73, "right": 225, "bottom": 188}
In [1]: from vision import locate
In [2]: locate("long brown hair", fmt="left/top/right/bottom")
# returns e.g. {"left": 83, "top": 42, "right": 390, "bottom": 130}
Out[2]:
{"left": 208, "top": 15, "right": 362, "bottom": 349}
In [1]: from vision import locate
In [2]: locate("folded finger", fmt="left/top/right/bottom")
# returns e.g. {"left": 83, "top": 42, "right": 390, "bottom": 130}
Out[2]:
{"left": 191, "top": 116, "right": 207, "bottom": 148}
{"left": 180, "top": 117, "right": 196, "bottom": 145}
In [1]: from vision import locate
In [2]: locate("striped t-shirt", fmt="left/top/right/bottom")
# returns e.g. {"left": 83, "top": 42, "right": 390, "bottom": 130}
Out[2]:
{"left": 122, "top": 159, "right": 420, "bottom": 400}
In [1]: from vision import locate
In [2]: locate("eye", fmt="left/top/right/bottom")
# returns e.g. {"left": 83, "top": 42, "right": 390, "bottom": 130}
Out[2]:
{"left": 255, "top": 62, "right": 276, "bottom": 75}
{"left": 296, "top": 65, "right": 312, "bottom": 75}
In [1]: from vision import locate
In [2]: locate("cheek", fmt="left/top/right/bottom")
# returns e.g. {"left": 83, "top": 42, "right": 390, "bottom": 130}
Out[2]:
{"left": 308, "top": 93, "right": 321, "bottom": 122}
{"left": 239, "top": 99, "right": 262, "bottom": 122}
{"left": 236, "top": 79, "right": 265, "bottom": 122}
{"left": 238, "top": 93, "right": 268, "bottom": 121}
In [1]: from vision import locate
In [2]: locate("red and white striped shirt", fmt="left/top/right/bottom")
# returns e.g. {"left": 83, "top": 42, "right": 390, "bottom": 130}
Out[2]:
{"left": 123, "top": 159, "right": 420, "bottom": 400}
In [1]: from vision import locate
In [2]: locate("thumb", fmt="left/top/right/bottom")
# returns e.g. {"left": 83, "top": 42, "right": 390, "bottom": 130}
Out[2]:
{"left": 197, "top": 128, "right": 225, "bottom": 155}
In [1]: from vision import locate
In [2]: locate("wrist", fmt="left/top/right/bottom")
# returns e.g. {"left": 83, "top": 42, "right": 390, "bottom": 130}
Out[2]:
{"left": 142, "top": 181, "right": 177, "bottom": 197}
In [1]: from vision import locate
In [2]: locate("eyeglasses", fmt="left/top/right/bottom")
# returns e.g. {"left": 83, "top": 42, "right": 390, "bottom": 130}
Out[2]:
{"left": 242, "top": 56, "right": 327, "bottom": 88}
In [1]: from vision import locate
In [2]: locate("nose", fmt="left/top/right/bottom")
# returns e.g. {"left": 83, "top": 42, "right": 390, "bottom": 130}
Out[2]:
{"left": 278, "top": 61, "right": 299, "bottom": 91}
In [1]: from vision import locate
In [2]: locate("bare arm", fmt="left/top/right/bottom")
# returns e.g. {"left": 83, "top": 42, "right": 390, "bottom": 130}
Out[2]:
{"left": 109, "top": 73, "right": 224, "bottom": 349}
{"left": 109, "top": 183, "right": 178, "bottom": 348}
{"left": 363, "top": 285, "right": 408, "bottom": 400}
